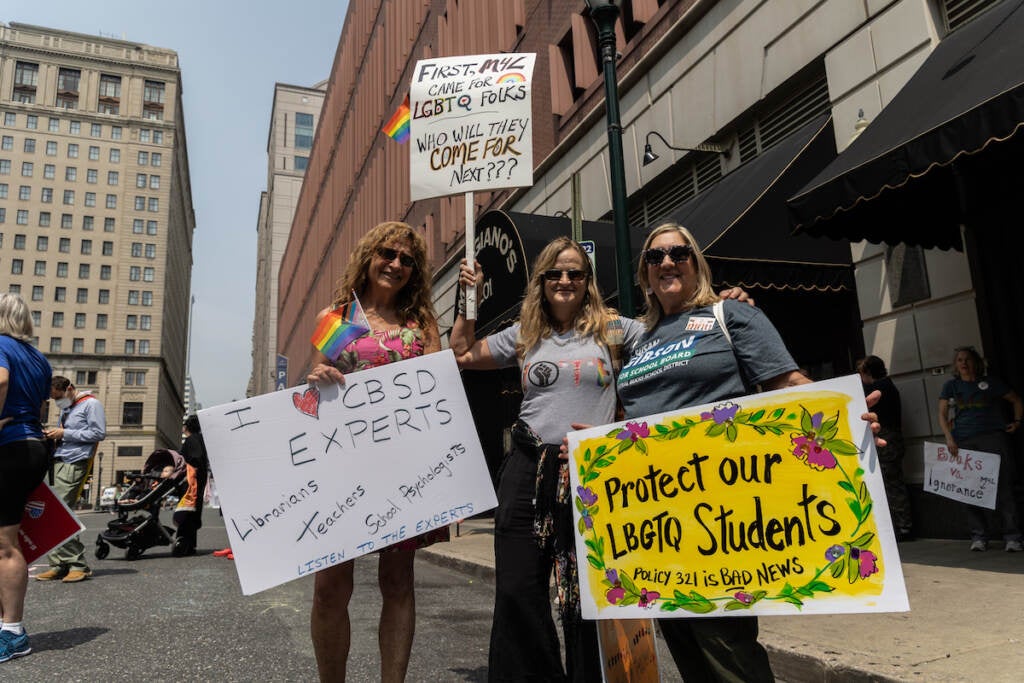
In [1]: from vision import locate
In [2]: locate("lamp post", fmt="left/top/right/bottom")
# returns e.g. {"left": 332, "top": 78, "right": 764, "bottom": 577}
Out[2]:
{"left": 93, "top": 451, "right": 104, "bottom": 511}
{"left": 586, "top": 0, "right": 634, "bottom": 317}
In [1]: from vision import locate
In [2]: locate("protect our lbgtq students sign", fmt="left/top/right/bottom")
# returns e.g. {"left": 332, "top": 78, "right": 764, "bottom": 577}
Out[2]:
{"left": 409, "top": 53, "right": 535, "bottom": 200}
{"left": 199, "top": 351, "right": 497, "bottom": 595}
{"left": 922, "top": 441, "right": 1000, "bottom": 510}
{"left": 566, "top": 376, "right": 910, "bottom": 620}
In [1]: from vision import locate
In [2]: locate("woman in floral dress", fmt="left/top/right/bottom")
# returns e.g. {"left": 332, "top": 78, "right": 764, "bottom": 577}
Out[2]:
{"left": 306, "top": 221, "right": 443, "bottom": 683}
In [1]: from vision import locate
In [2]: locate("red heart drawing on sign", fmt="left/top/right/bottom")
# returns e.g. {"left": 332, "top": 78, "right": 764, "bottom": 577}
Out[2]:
{"left": 293, "top": 386, "right": 320, "bottom": 419}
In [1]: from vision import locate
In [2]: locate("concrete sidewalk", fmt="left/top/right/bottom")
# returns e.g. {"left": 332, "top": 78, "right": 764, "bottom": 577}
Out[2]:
{"left": 421, "top": 518, "right": 1024, "bottom": 682}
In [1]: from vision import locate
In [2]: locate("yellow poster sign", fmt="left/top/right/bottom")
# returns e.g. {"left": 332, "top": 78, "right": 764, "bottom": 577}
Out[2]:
{"left": 567, "top": 376, "right": 909, "bottom": 620}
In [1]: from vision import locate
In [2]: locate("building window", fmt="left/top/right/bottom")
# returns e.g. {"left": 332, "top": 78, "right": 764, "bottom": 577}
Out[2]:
{"left": 131, "top": 243, "right": 142, "bottom": 258}
{"left": 18, "top": 185, "right": 30, "bottom": 200}
{"left": 16, "top": 210, "right": 28, "bottom": 225}
{"left": 0, "top": 136, "right": 11, "bottom": 150}
{"left": 82, "top": 215, "right": 94, "bottom": 230}
{"left": 72, "top": 338, "right": 85, "bottom": 353}
{"left": 52, "top": 312, "right": 64, "bottom": 327}
{"left": 56, "top": 67, "right": 80, "bottom": 109}
{"left": 153, "top": 131, "right": 163, "bottom": 144}
{"left": 61, "top": 214, "right": 72, "bottom": 229}
{"left": 49, "top": 338, "right": 61, "bottom": 353}
{"left": 151, "top": 153, "right": 162, "bottom": 167}
{"left": 48, "top": 117, "right": 59, "bottom": 132}
{"left": 36, "top": 236, "right": 48, "bottom": 250}
{"left": 129, "top": 266, "right": 141, "bottom": 281}
{"left": 43, "top": 164, "right": 55, "bottom": 179}
{"left": 125, "top": 370, "right": 146, "bottom": 386}
{"left": 69, "top": 121, "right": 80, "bottom": 134}
{"left": 136, "top": 173, "right": 147, "bottom": 188}
{"left": 76, "top": 288, "right": 87, "bottom": 303}
{"left": 149, "top": 175, "right": 160, "bottom": 190}
{"left": 41, "top": 188, "right": 52, "bottom": 204}
{"left": 65, "top": 167, "right": 77, "bottom": 182}
{"left": 63, "top": 190, "right": 74, "bottom": 205}
{"left": 31, "top": 285, "right": 43, "bottom": 301}
{"left": 81, "top": 239, "right": 92, "bottom": 255}
{"left": 148, "top": 198, "right": 159, "bottom": 212}
{"left": 122, "top": 401, "right": 143, "bottom": 425}
{"left": 109, "top": 148, "right": 120, "bottom": 163}
{"left": 94, "top": 339, "right": 106, "bottom": 353}
{"left": 143, "top": 267, "right": 154, "bottom": 282}
{"left": 54, "top": 286, "right": 66, "bottom": 302}
{"left": 294, "top": 156, "right": 309, "bottom": 171}
{"left": 100, "top": 265, "right": 111, "bottom": 280}
{"left": 23, "top": 138, "right": 36, "bottom": 153}
{"left": 138, "top": 151, "right": 148, "bottom": 166}
{"left": 45, "top": 141, "right": 57, "bottom": 156}
{"left": 102, "top": 241, "right": 113, "bottom": 256}
{"left": 74, "top": 312, "right": 86, "bottom": 328}
{"left": 124, "top": 340, "right": 136, "bottom": 354}
{"left": 30, "top": 311, "right": 40, "bottom": 326}
{"left": 140, "top": 315, "right": 152, "bottom": 330}
{"left": 139, "top": 340, "right": 150, "bottom": 354}
{"left": 33, "top": 260, "right": 45, "bottom": 276}
{"left": 143, "top": 80, "right": 165, "bottom": 120}
{"left": 133, "top": 219, "right": 144, "bottom": 234}
{"left": 142, "top": 291, "right": 153, "bottom": 306}
{"left": 104, "top": 218, "right": 115, "bottom": 232}
{"left": 145, "top": 244, "right": 156, "bottom": 259}
{"left": 146, "top": 221, "right": 158, "bottom": 235}
{"left": 21, "top": 162, "right": 33, "bottom": 177}
{"left": 0, "top": 160, "right": 11, "bottom": 175}
{"left": 98, "top": 289, "right": 110, "bottom": 304}
{"left": 86, "top": 169, "right": 97, "bottom": 184}
{"left": 96, "top": 313, "right": 107, "bottom": 329}
{"left": 105, "top": 194, "right": 117, "bottom": 209}
{"left": 84, "top": 192, "right": 96, "bottom": 207}
{"left": 134, "top": 196, "right": 145, "bottom": 211}
{"left": 59, "top": 238, "right": 70, "bottom": 253}
{"left": 67, "top": 143, "right": 79, "bottom": 158}
{"left": 295, "top": 112, "right": 315, "bottom": 149}
{"left": 98, "top": 75, "right": 121, "bottom": 114}
{"left": 13, "top": 62, "right": 39, "bottom": 103}
{"left": 56, "top": 262, "right": 68, "bottom": 277}
{"left": 111, "top": 126, "right": 122, "bottom": 140}
{"left": 107, "top": 171, "right": 118, "bottom": 185}
{"left": 126, "top": 315, "right": 138, "bottom": 330}
{"left": 3, "top": 113, "right": 14, "bottom": 126}
{"left": 38, "top": 211, "right": 50, "bottom": 227}
{"left": 0, "top": 182, "right": 6, "bottom": 198}
{"left": 90, "top": 123, "right": 102, "bottom": 137}
{"left": 89, "top": 146, "right": 100, "bottom": 161}
{"left": 128, "top": 291, "right": 139, "bottom": 305}
{"left": 10, "top": 259, "right": 23, "bottom": 275}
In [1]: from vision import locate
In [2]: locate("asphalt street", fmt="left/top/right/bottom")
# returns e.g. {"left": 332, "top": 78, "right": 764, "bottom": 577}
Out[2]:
{"left": 9, "top": 511, "right": 497, "bottom": 683}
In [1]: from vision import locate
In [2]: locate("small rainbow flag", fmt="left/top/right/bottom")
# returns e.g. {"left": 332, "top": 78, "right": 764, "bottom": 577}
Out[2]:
{"left": 311, "top": 293, "right": 371, "bottom": 362}
{"left": 382, "top": 95, "right": 411, "bottom": 143}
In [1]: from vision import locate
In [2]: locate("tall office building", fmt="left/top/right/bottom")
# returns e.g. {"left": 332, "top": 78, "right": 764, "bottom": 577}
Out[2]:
{"left": 248, "top": 81, "right": 325, "bottom": 397}
{"left": 0, "top": 22, "right": 195, "bottom": 495}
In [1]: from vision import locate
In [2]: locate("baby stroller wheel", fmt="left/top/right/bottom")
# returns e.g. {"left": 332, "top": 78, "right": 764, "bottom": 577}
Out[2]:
{"left": 126, "top": 545, "right": 144, "bottom": 561}
{"left": 95, "top": 540, "right": 110, "bottom": 560}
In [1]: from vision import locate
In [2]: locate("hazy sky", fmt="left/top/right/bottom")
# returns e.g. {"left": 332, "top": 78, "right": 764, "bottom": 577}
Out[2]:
{"left": 4, "top": 1, "right": 349, "bottom": 407}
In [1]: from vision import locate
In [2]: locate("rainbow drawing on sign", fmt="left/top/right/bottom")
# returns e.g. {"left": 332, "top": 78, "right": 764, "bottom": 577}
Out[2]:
{"left": 310, "top": 294, "right": 371, "bottom": 362}
{"left": 496, "top": 72, "right": 526, "bottom": 84}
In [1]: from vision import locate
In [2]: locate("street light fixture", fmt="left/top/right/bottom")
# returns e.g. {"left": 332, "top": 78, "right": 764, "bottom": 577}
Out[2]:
{"left": 585, "top": 0, "right": 635, "bottom": 316}
{"left": 642, "top": 130, "right": 731, "bottom": 166}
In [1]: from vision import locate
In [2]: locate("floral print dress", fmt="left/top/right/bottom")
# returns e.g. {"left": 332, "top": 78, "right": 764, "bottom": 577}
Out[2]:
{"left": 331, "top": 320, "right": 450, "bottom": 551}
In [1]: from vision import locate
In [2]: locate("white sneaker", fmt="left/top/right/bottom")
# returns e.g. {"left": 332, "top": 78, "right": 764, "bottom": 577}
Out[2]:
{"left": 1005, "top": 540, "right": 1023, "bottom": 552}
{"left": 970, "top": 539, "right": 987, "bottom": 552}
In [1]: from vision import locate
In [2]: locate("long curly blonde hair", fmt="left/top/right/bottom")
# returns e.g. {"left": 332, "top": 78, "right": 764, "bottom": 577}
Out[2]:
{"left": 330, "top": 221, "right": 436, "bottom": 330}
{"left": 516, "top": 237, "right": 617, "bottom": 357}
{"left": 637, "top": 223, "right": 718, "bottom": 329}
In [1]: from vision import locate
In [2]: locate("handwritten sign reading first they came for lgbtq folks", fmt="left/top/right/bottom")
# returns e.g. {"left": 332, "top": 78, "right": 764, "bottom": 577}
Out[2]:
{"left": 199, "top": 351, "right": 497, "bottom": 595}
{"left": 567, "top": 376, "right": 910, "bottom": 620}
{"left": 409, "top": 53, "right": 535, "bottom": 201}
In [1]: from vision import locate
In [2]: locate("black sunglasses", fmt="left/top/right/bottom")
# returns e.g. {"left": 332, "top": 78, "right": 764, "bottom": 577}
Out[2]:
{"left": 542, "top": 269, "right": 587, "bottom": 282}
{"left": 376, "top": 246, "right": 416, "bottom": 268}
{"left": 643, "top": 244, "right": 694, "bottom": 265}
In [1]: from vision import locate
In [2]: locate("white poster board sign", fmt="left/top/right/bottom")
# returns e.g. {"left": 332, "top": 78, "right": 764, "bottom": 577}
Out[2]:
{"left": 922, "top": 441, "right": 999, "bottom": 510}
{"left": 198, "top": 351, "right": 497, "bottom": 595}
{"left": 409, "top": 53, "right": 535, "bottom": 200}
{"left": 567, "top": 376, "right": 909, "bottom": 619}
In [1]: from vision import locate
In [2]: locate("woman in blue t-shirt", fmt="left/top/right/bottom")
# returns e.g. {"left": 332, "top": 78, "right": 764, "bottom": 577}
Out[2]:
{"left": 938, "top": 346, "right": 1023, "bottom": 552}
{"left": 0, "top": 293, "right": 53, "bottom": 663}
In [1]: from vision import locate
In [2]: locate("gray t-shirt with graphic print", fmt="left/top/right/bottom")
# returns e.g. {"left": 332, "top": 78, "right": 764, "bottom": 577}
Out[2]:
{"left": 617, "top": 300, "right": 796, "bottom": 420}
{"left": 487, "top": 318, "right": 644, "bottom": 444}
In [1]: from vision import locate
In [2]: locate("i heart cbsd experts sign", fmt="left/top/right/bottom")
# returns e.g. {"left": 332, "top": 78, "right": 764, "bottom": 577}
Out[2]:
{"left": 199, "top": 351, "right": 497, "bottom": 595}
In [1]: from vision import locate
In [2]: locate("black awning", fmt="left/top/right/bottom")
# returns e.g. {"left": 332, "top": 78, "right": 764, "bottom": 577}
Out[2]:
{"left": 788, "top": 0, "right": 1024, "bottom": 248}
{"left": 665, "top": 114, "right": 853, "bottom": 291}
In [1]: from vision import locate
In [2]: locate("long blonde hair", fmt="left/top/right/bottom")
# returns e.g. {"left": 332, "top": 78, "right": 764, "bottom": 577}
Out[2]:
{"left": 0, "top": 293, "right": 34, "bottom": 341}
{"left": 637, "top": 223, "right": 718, "bottom": 329}
{"left": 330, "top": 221, "right": 437, "bottom": 330}
{"left": 516, "top": 237, "right": 617, "bottom": 357}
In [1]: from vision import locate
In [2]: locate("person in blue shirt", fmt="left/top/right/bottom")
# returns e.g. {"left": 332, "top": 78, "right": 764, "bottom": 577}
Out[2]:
{"left": 35, "top": 376, "right": 106, "bottom": 583}
{"left": 0, "top": 293, "right": 52, "bottom": 663}
{"left": 938, "top": 346, "right": 1023, "bottom": 552}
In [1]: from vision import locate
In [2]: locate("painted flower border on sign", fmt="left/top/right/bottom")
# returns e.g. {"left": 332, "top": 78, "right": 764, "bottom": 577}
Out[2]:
{"left": 567, "top": 376, "right": 910, "bottom": 619}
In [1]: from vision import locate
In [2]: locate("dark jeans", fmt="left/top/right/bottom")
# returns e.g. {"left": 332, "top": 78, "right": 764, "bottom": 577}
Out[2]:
{"left": 659, "top": 616, "right": 775, "bottom": 683}
{"left": 488, "top": 447, "right": 600, "bottom": 683}
{"left": 959, "top": 431, "right": 1021, "bottom": 542}
{"left": 877, "top": 429, "right": 913, "bottom": 532}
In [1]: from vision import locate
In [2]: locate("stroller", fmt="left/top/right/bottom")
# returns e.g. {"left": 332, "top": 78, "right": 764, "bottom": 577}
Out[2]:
{"left": 95, "top": 449, "right": 187, "bottom": 560}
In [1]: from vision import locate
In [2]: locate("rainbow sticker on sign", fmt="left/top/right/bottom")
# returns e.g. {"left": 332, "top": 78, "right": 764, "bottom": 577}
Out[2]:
{"left": 310, "top": 294, "right": 371, "bottom": 362}
{"left": 496, "top": 72, "right": 527, "bottom": 84}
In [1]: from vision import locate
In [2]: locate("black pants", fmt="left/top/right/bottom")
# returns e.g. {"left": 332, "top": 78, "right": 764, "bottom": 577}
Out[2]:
{"left": 488, "top": 447, "right": 601, "bottom": 683}
{"left": 659, "top": 616, "right": 774, "bottom": 683}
